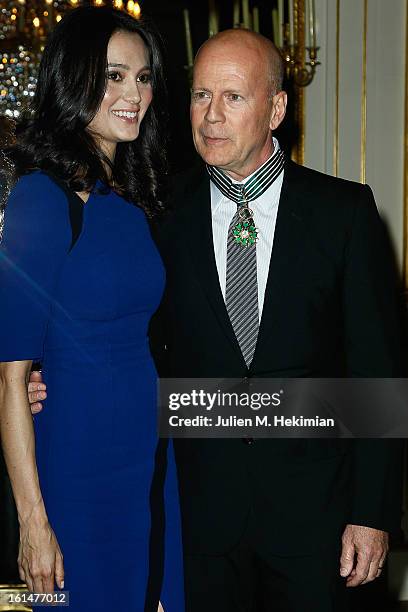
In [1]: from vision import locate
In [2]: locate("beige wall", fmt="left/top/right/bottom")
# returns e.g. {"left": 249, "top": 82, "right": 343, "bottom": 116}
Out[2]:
{"left": 303, "top": 1, "right": 408, "bottom": 598}
{"left": 303, "top": 0, "right": 406, "bottom": 272}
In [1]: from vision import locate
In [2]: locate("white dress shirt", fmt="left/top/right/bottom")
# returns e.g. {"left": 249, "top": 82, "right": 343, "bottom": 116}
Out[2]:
{"left": 210, "top": 137, "right": 284, "bottom": 321}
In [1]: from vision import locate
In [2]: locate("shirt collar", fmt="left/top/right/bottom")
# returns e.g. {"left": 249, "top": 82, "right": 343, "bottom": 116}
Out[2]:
{"left": 230, "top": 137, "right": 281, "bottom": 185}
{"left": 210, "top": 137, "right": 282, "bottom": 213}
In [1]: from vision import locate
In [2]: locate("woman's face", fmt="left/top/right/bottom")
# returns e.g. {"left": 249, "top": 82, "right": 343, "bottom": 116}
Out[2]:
{"left": 87, "top": 30, "right": 153, "bottom": 160}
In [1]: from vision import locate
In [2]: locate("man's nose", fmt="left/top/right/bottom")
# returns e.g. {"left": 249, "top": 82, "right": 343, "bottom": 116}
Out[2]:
{"left": 204, "top": 97, "right": 224, "bottom": 123}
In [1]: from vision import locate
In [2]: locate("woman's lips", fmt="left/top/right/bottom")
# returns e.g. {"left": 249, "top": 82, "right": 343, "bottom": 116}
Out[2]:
{"left": 113, "top": 116, "right": 138, "bottom": 124}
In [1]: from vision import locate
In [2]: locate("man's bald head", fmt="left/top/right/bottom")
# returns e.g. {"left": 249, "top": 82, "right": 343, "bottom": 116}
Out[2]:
{"left": 190, "top": 28, "right": 287, "bottom": 180}
{"left": 195, "top": 29, "right": 284, "bottom": 97}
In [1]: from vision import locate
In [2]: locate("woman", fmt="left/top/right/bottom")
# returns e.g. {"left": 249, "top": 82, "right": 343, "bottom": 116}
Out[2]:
{"left": 0, "top": 6, "right": 183, "bottom": 611}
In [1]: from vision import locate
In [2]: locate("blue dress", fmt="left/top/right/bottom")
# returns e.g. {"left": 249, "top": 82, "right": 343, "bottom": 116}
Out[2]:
{"left": 0, "top": 172, "right": 184, "bottom": 611}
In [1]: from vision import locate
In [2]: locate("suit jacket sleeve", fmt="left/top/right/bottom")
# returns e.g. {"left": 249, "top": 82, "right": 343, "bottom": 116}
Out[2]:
{"left": 147, "top": 216, "right": 171, "bottom": 377}
{"left": 147, "top": 165, "right": 204, "bottom": 378}
{"left": 343, "top": 184, "right": 403, "bottom": 536}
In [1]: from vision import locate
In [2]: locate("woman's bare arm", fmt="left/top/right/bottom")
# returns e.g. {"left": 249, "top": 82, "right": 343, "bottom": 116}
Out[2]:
{"left": 0, "top": 361, "right": 64, "bottom": 592}
{"left": 0, "top": 361, "right": 45, "bottom": 520}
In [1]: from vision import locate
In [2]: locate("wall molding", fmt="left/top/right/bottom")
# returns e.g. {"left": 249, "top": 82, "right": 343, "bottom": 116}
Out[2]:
{"left": 360, "top": 0, "right": 367, "bottom": 184}
{"left": 403, "top": 0, "right": 408, "bottom": 290}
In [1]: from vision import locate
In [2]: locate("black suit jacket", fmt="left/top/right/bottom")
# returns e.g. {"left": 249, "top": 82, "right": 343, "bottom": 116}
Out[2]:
{"left": 150, "top": 160, "right": 403, "bottom": 556}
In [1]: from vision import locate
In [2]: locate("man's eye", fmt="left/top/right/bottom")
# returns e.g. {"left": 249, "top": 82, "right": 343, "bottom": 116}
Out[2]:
{"left": 192, "top": 91, "right": 211, "bottom": 101}
{"left": 138, "top": 72, "right": 152, "bottom": 84}
{"left": 107, "top": 71, "right": 122, "bottom": 82}
{"left": 228, "top": 94, "right": 242, "bottom": 102}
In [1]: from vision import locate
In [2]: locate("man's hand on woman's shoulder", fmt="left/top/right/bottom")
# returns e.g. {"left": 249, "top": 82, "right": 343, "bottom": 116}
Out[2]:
{"left": 28, "top": 370, "right": 46, "bottom": 414}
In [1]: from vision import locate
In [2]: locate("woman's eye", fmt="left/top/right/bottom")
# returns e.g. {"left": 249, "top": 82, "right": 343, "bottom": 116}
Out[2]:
{"left": 137, "top": 72, "right": 152, "bottom": 84}
{"left": 107, "top": 71, "right": 122, "bottom": 82}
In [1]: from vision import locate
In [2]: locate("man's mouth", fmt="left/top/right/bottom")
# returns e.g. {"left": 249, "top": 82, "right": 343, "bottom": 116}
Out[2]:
{"left": 202, "top": 135, "right": 229, "bottom": 145}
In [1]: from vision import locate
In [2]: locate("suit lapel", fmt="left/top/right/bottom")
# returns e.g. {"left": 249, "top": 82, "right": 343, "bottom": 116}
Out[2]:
{"left": 251, "top": 161, "right": 309, "bottom": 369}
{"left": 181, "top": 173, "right": 246, "bottom": 366}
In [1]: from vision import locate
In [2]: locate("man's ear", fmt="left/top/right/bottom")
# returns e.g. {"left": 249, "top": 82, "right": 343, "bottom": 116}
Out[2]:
{"left": 269, "top": 91, "right": 288, "bottom": 131}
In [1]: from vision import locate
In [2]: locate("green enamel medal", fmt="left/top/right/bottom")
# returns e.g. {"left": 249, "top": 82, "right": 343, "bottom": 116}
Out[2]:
{"left": 232, "top": 205, "right": 258, "bottom": 247}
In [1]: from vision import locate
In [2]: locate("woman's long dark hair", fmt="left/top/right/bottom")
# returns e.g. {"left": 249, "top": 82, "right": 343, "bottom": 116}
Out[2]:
{"left": 4, "top": 6, "right": 168, "bottom": 216}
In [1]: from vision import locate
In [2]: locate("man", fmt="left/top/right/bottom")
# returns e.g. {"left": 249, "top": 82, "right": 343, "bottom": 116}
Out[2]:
{"left": 29, "top": 30, "right": 402, "bottom": 611}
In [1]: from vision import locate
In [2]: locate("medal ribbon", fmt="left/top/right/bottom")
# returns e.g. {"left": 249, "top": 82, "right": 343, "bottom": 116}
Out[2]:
{"left": 207, "top": 148, "right": 285, "bottom": 247}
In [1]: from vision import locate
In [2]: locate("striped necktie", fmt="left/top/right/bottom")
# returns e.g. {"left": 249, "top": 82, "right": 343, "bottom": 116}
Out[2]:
{"left": 225, "top": 185, "right": 259, "bottom": 366}
{"left": 208, "top": 150, "right": 285, "bottom": 367}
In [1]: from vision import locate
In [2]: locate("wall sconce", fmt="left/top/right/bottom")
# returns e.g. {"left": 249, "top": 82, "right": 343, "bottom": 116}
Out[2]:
{"left": 183, "top": 0, "right": 320, "bottom": 88}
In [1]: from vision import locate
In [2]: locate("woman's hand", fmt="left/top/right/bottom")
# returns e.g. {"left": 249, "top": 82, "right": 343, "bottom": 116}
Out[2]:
{"left": 18, "top": 514, "right": 64, "bottom": 593}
